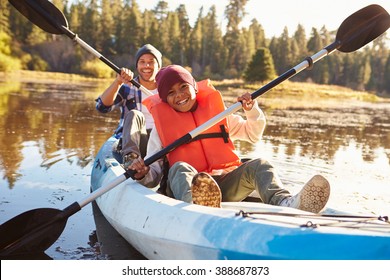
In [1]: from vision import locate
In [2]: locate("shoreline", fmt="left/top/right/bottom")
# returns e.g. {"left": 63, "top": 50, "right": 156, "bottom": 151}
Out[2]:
{"left": 1, "top": 70, "right": 389, "bottom": 108}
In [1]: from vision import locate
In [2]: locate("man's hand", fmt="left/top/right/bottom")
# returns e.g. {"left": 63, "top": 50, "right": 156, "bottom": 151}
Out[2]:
{"left": 116, "top": 67, "right": 134, "bottom": 85}
{"left": 128, "top": 157, "right": 150, "bottom": 180}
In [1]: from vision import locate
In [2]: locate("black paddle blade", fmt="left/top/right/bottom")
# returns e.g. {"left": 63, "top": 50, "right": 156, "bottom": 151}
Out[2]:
{"left": 337, "top": 4, "right": 390, "bottom": 53}
{"left": 0, "top": 208, "right": 67, "bottom": 258}
{"left": 8, "top": 0, "right": 68, "bottom": 35}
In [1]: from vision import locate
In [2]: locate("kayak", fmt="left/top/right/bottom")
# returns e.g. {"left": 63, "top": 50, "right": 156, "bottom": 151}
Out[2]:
{"left": 90, "top": 136, "right": 390, "bottom": 260}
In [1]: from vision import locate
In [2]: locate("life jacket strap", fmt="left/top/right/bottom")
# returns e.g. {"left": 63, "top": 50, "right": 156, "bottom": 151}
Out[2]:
{"left": 190, "top": 125, "right": 229, "bottom": 143}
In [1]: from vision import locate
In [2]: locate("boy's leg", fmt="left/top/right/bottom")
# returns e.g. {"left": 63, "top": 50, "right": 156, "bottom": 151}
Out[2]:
{"left": 216, "top": 159, "right": 290, "bottom": 205}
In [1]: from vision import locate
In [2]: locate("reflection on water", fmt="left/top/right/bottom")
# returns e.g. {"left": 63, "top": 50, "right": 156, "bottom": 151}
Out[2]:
{"left": 91, "top": 201, "right": 147, "bottom": 260}
{"left": 0, "top": 79, "right": 389, "bottom": 260}
{"left": 265, "top": 105, "right": 390, "bottom": 162}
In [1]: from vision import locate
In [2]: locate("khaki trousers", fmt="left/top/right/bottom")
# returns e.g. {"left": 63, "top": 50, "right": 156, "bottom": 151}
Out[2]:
{"left": 167, "top": 159, "right": 291, "bottom": 205}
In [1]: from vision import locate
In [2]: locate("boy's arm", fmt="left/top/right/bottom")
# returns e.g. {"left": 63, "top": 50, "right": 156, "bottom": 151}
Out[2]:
{"left": 227, "top": 101, "right": 266, "bottom": 143}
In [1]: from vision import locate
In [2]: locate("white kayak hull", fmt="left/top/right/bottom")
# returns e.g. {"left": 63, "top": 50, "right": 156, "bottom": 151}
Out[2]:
{"left": 91, "top": 137, "right": 390, "bottom": 260}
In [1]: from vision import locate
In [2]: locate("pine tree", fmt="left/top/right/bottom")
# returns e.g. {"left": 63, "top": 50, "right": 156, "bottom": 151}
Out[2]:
{"left": 0, "top": 0, "right": 10, "bottom": 34}
{"left": 248, "top": 19, "right": 266, "bottom": 48}
{"left": 384, "top": 54, "right": 390, "bottom": 93}
{"left": 144, "top": 13, "right": 161, "bottom": 53}
{"left": 166, "top": 12, "right": 181, "bottom": 63}
{"left": 176, "top": 4, "right": 191, "bottom": 66}
{"left": 153, "top": 0, "right": 169, "bottom": 22}
{"left": 359, "top": 54, "right": 372, "bottom": 91}
{"left": 151, "top": 1, "right": 170, "bottom": 56}
{"left": 200, "top": 5, "right": 224, "bottom": 78}
{"left": 276, "top": 27, "right": 292, "bottom": 73}
{"left": 3, "top": 0, "right": 388, "bottom": 94}
{"left": 306, "top": 28, "right": 323, "bottom": 83}
{"left": 100, "top": 0, "right": 117, "bottom": 56}
{"left": 188, "top": 8, "right": 203, "bottom": 75}
{"left": 291, "top": 24, "right": 307, "bottom": 81}
{"left": 244, "top": 47, "right": 276, "bottom": 82}
{"left": 26, "top": 25, "right": 49, "bottom": 46}
{"left": 79, "top": 0, "right": 101, "bottom": 50}
{"left": 223, "top": 0, "right": 248, "bottom": 77}
{"left": 367, "top": 35, "right": 388, "bottom": 91}
{"left": 316, "top": 26, "right": 331, "bottom": 84}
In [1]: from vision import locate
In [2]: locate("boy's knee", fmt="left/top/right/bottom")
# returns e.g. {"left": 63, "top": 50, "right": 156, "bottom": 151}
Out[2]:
{"left": 169, "top": 161, "right": 195, "bottom": 173}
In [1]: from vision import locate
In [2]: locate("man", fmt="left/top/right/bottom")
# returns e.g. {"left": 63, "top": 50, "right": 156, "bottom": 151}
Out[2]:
{"left": 129, "top": 65, "right": 330, "bottom": 213}
{"left": 95, "top": 44, "right": 162, "bottom": 167}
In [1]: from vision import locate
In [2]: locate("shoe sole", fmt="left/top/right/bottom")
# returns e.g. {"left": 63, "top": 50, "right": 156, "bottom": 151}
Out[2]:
{"left": 191, "top": 172, "right": 221, "bottom": 208}
{"left": 298, "top": 175, "right": 330, "bottom": 213}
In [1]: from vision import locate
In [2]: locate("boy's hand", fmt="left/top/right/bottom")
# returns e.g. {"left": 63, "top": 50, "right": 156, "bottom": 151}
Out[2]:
{"left": 238, "top": 92, "right": 255, "bottom": 111}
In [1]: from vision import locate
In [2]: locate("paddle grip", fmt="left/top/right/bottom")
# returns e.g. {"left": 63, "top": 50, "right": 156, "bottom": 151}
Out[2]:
{"left": 98, "top": 56, "right": 142, "bottom": 89}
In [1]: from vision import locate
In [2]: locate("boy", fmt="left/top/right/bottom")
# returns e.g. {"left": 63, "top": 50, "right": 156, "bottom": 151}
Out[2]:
{"left": 130, "top": 65, "right": 330, "bottom": 213}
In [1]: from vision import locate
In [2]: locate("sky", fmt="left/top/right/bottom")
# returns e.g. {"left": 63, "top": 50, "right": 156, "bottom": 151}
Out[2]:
{"left": 137, "top": 0, "right": 390, "bottom": 40}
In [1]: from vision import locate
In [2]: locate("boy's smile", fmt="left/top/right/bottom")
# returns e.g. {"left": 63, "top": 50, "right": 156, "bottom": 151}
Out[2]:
{"left": 166, "top": 82, "right": 197, "bottom": 112}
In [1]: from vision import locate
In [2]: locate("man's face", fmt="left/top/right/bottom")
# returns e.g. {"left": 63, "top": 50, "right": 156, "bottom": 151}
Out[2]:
{"left": 166, "top": 82, "right": 197, "bottom": 112}
{"left": 136, "top": 53, "right": 159, "bottom": 82}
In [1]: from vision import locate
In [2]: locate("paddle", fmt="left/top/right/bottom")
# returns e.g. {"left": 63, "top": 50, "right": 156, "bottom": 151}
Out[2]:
{"left": 1, "top": 3, "right": 389, "bottom": 258}
{"left": 8, "top": 0, "right": 153, "bottom": 96}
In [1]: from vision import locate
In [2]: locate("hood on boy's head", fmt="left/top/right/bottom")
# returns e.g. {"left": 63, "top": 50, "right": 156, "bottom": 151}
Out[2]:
{"left": 155, "top": 65, "right": 197, "bottom": 102}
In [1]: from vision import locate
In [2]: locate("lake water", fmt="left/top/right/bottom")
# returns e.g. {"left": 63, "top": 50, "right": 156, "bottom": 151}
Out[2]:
{"left": 0, "top": 78, "right": 389, "bottom": 260}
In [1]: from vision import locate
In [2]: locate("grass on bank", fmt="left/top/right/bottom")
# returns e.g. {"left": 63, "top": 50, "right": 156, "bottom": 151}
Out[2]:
{"left": 1, "top": 70, "right": 388, "bottom": 108}
{"left": 0, "top": 69, "right": 108, "bottom": 83}
{"left": 214, "top": 78, "right": 389, "bottom": 109}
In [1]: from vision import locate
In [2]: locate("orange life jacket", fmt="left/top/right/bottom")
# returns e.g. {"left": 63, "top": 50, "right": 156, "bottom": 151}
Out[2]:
{"left": 143, "top": 79, "right": 241, "bottom": 173}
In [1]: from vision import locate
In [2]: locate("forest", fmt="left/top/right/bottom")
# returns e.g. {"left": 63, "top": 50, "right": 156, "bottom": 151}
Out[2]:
{"left": 1, "top": 0, "right": 390, "bottom": 94}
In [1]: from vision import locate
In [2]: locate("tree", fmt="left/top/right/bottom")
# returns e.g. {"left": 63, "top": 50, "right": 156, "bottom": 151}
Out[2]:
{"left": 100, "top": 0, "right": 117, "bottom": 56}
{"left": 153, "top": 0, "right": 169, "bottom": 22}
{"left": 0, "top": 31, "right": 11, "bottom": 55}
{"left": 79, "top": 0, "right": 101, "bottom": 50}
{"left": 293, "top": 24, "right": 307, "bottom": 58}
{"left": 315, "top": 26, "right": 331, "bottom": 84}
{"left": 200, "top": 5, "right": 225, "bottom": 78}
{"left": 358, "top": 53, "right": 372, "bottom": 91}
{"left": 242, "top": 27, "right": 255, "bottom": 65}
{"left": 306, "top": 27, "right": 323, "bottom": 83}
{"left": 384, "top": 54, "right": 390, "bottom": 93}
{"left": 223, "top": 0, "right": 248, "bottom": 77}
{"left": 188, "top": 8, "right": 203, "bottom": 75}
{"left": 165, "top": 12, "right": 181, "bottom": 63}
{"left": 8, "top": 1, "right": 33, "bottom": 44}
{"left": 176, "top": 4, "right": 191, "bottom": 65}
{"left": 291, "top": 24, "right": 307, "bottom": 81}
{"left": 339, "top": 54, "right": 354, "bottom": 87}
{"left": 144, "top": 12, "right": 160, "bottom": 52}
{"left": 117, "top": 0, "right": 143, "bottom": 56}
{"left": 367, "top": 35, "right": 389, "bottom": 91}
{"left": 3, "top": 0, "right": 388, "bottom": 94}
{"left": 26, "top": 25, "right": 48, "bottom": 46}
{"left": 224, "top": 0, "right": 248, "bottom": 32}
{"left": 244, "top": 47, "right": 276, "bottom": 82}
{"left": 275, "top": 27, "right": 292, "bottom": 73}
{"left": 0, "top": 0, "right": 10, "bottom": 34}
{"left": 68, "top": 2, "right": 84, "bottom": 33}
{"left": 248, "top": 19, "right": 266, "bottom": 48}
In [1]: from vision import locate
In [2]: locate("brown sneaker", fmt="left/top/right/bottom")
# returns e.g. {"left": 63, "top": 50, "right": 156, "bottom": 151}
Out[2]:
{"left": 191, "top": 172, "right": 221, "bottom": 208}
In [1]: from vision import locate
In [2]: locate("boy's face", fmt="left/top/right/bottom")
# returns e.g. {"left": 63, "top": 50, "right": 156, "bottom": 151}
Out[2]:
{"left": 166, "top": 82, "right": 197, "bottom": 112}
{"left": 137, "top": 53, "right": 159, "bottom": 82}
